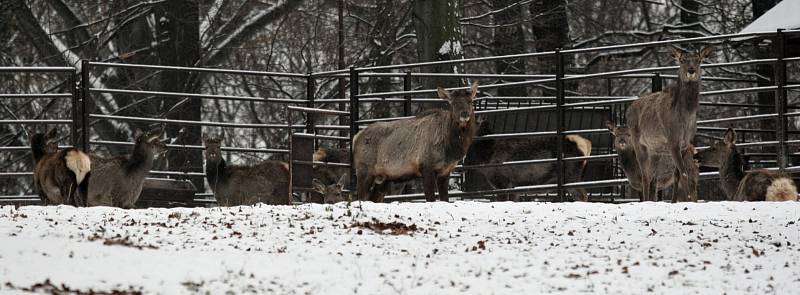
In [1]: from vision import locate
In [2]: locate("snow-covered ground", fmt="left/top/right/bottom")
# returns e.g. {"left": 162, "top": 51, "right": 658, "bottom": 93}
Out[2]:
{"left": 0, "top": 201, "right": 798, "bottom": 294}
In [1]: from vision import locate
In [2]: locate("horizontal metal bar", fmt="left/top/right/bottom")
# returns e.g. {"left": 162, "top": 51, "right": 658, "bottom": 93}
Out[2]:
{"left": 697, "top": 113, "right": 777, "bottom": 125}
{"left": 735, "top": 141, "right": 779, "bottom": 148}
{"left": 148, "top": 170, "right": 206, "bottom": 177}
{"left": 475, "top": 104, "right": 557, "bottom": 115}
{"left": 0, "top": 145, "right": 73, "bottom": 152}
{"left": 784, "top": 56, "right": 800, "bottom": 63}
{"left": 91, "top": 140, "right": 289, "bottom": 154}
{"left": 90, "top": 88, "right": 306, "bottom": 104}
{"left": 287, "top": 106, "right": 350, "bottom": 116}
{"left": 784, "top": 84, "right": 800, "bottom": 90}
{"left": 313, "top": 125, "right": 351, "bottom": 130}
{"left": 357, "top": 77, "right": 556, "bottom": 99}
{"left": 0, "top": 172, "right": 32, "bottom": 178}
{"left": 0, "top": 93, "right": 72, "bottom": 99}
{"left": 87, "top": 62, "right": 307, "bottom": 78}
{"left": 474, "top": 131, "right": 557, "bottom": 140}
{"left": 291, "top": 133, "right": 350, "bottom": 141}
{"left": 561, "top": 31, "right": 775, "bottom": 55}
{"left": 291, "top": 160, "right": 351, "bottom": 168}
{"left": 564, "top": 97, "right": 637, "bottom": 108}
{"left": 0, "top": 119, "right": 72, "bottom": 124}
{"left": 701, "top": 85, "right": 778, "bottom": 96}
{"left": 0, "top": 67, "right": 74, "bottom": 73}
{"left": 356, "top": 116, "right": 414, "bottom": 124}
{"left": 90, "top": 114, "right": 298, "bottom": 129}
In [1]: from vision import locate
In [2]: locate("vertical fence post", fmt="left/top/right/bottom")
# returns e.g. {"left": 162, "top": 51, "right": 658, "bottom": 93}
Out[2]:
{"left": 555, "top": 49, "right": 566, "bottom": 202}
{"left": 80, "top": 60, "right": 90, "bottom": 152}
{"left": 403, "top": 71, "right": 412, "bottom": 116}
{"left": 306, "top": 73, "right": 316, "bottom": 134}
{"left": 70, "top": 69, "right": 79, "bottom": 147}
{"left": 774, "top": 29, "right": 787, "bottom": 170}
{"left": 349, "top": 67, "right": 360, "bottom": 192}
{"left": 651, "top": 72, "right": 662, "bottom": 93}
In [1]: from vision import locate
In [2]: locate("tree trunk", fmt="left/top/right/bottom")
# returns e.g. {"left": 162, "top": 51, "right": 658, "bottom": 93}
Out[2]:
{"left": 156, "top": 0, "right": 202, "bottom": 189}
{"left": 491, "top": 0, "right": 526, "bottom": 98}
{"left": 412, "top": 0, "right": 464, "bottom": 93}
{"left": 530, "top": 0, "right": 571, "bottom": 94}
{"left": 755, "top": 0, "right": 777, "bottom": 142}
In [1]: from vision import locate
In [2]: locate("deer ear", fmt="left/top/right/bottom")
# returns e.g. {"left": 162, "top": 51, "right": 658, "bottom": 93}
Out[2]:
{"left": 134, "top": 128, "right": 144, "bottom": 139}
{"left": 336, "top": 174, "right": 347, "bottom": 189}
{"left": 724, "top": 128, "right": 736, "bottom": 144}
{"left": 605, "top": 120, "right": 617, "bottom": 135}
{"left": 312, "top": 179, "right": 326, "bottom": 193}
{"left": 670, "top": 46, "right": 684, "bottom": 61}
{"left": 437, "top": 87, "right": 451, "bottom": 102}
{"left": 45, "top": 127, "right": 58, "bottom": 139}
{"left": 469, "top": 81, "right": 479, "bottom": 99}
{"left": 699, "top": 46, "right": 713, "bottom": 60}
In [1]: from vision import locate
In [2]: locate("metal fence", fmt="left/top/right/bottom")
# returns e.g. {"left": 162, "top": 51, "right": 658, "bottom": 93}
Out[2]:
{"left": 1, "top": 29, "right": 798, "bottom": 205}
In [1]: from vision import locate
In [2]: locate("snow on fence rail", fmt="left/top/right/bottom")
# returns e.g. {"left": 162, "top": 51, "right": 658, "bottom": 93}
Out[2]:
{"left": 2, "top": 29, "right": 799, "bottom": 203}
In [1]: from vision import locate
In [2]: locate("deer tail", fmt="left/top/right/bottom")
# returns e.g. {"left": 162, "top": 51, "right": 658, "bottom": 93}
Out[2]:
{"left": 766, "top": 177, "right": 798, "bottom": 201}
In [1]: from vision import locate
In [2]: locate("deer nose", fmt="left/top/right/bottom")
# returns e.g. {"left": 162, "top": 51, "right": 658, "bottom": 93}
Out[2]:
{"left": 688, "top": 68, "right": 696, "bottom": 75}
{"left": 460, "top": 111, "right": 470, "bottom": 119}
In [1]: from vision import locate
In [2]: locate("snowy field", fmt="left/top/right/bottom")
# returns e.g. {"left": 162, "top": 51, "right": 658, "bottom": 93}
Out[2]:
{"left": 0, "top": 202, "right": 798, "bottom": 294}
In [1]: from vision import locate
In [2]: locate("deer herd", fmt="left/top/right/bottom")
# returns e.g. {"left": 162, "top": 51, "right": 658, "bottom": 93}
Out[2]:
{"left": 27, "top": 45, "right": 797, "bottom": 208}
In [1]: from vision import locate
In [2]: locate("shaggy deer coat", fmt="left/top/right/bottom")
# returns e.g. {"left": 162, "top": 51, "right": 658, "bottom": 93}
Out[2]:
{"left": 695, "top": 128, "right": 797, "bottom": 201}
{"left": 31, "top": 128, "right": 91, "bottom": 206}
{"left": 204, "top": 136, "right": 290, "bottom": 206}
{"left": 469, "top": 120, "right": 591, "bottom": 201}
{"left": 353, "top": 81, "right": 478, "bottom": 202}
{"left": 87, "top": 128, "right": 165, "bottom": 208}
{"left": 626, "top": 46, "right": 711, "bottom": 202}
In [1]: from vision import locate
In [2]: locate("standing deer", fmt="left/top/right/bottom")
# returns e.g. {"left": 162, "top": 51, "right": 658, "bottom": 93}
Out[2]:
{"left": 469, "top": 119, "right": 591, "bottom": 201}
{"left": 695, "top": 128, "right": 797, "bottom": 201}
{"left": 353, "top": 81, "right": 479, "bottom": 202}
{"left": 87, "top": 128, "right": 166, "bottom": 208}
{"left": 204, "top": 134, "right": 290, "bottom": 206}
{"left": 626, "top": 46, "right": 712, "bottom": 202}
{"left": 31, "top": 128, "right": 91, "bottom": 206}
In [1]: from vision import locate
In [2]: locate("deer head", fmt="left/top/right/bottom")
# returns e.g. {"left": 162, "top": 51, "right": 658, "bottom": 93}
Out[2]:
{"left": 134, "top": 127, "right": 167, "bottom": 157}
{"left": 203, "top": 133, "right": 224, "bottom": 163}
{"left": 694, "top": 128, "right": 735, "bottom": 168}
{"left": 671, "top": 46, "right": 713, "bottom": 83}
{"left": 606, "top": 120, "right": 632, "bottom": 151}
{"left": 438, "top": 81, "right": 478, "bottom": 129}
{"left": 43, "top": 127, "right": 59, "bottom": 153}
{"left": 312, "top": 174, "right": 348, "bottom": 204}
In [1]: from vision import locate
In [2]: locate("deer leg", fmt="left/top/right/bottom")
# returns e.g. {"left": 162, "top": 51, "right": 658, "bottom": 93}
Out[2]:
{"left": 371, "top": 181, "right": 389, "bottom": 203}
{"left": 634, "top": 146, "right": 654, "bottom": 201}
{"left": 668, "top": 146, "right": 689, "bottom": 202}
{"left": 356, "top": 169, "right": 372, "bottom": 201}
{"left": 682, "top": 147, "right": 699, "bottom": 202}
{"left": 436, "top": 176, "right": 449, "bottom": 202}
{"left": 422, "top": 167, "right": 436, "bottom": 202}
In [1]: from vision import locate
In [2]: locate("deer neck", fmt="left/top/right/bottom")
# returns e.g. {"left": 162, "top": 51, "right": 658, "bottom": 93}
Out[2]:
{"left": 617, "top": 148, "right": 641, "bottom": 180}
{"left": 673, "top": 80, "right": 701, "bottom": 112}
{"left": 719, "top": 148, "right": 745, "bottom": 199}
{"left": 30, "top": 135, "right": 48, "bottom": 164}
{"left": 126, "top": 142, "right": 155, "bottom": 176}
{"left": 205, "top": 157, "right": 228, "bottom": 190}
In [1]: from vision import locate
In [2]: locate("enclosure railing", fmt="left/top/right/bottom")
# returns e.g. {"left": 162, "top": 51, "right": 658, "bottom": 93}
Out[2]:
{"left": 2, "top": 29, "right": 799, "bottom": 204}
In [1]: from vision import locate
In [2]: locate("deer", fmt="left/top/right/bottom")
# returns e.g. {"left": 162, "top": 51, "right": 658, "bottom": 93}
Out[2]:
{"left": 695, "top": 128, "right": 797, "bottom": 201}
{"left": 469, "top": 118, "right": 592, "bottom": 201}
{"left": 31, "top": 128, "right": 91, "bottom": 206}
{"left": 312, "top": 174, "right": 349, "bottom": 204}
{"left": 626, "top": 46, "right": 712, "bottom": 202}
{"left": 204, "top": 134, "right": 291, "bottom": 206}
{"left": 353, "top": 81, "right": 479, "bottom": 202}
{"left": 87, "top": 128, "right": 166, "bottom": 208}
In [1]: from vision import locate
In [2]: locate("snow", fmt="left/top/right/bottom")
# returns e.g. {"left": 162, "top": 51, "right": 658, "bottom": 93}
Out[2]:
{"left": 0, "top": 202, "right": 798, "bottom": 294}
{"left": 438, "top": 40, "right": 463, "bottom": 56}
{"left": 741, "top": 0, "right": 800, "bottom": 33}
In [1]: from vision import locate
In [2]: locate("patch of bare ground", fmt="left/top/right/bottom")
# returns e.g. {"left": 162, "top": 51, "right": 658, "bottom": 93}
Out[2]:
{"left": 4, "top": 279, "right": 142, "bottom": 294}
{"left": 351, "top": 220, "right": 419, "bottom": 235}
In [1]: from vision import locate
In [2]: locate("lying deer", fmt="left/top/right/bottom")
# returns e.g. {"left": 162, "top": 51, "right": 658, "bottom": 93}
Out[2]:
{"left": 353, "top": 81, "right": 479, "bottom": 202}
{"left": 87, "top": 128, "right": 166, "bottom": 208}
{"left": 31, "top": 128, "right": 91, "bottom": 206}
{"left": 312, "top": 174, "right": 349, "bottom": 204}
{"left": 469, "top": 119, "right": 591, "bottom": 201}
{"left": 695, "top": 128, "right": 797, "bottom": 201}
{"left": 312, "top": 147, "right": 407, "bottom": 203}
{"left": 626, "top": 46, "right": 711, "bottom": 202}
{"left": 204, "top": 134, "right": 290, "bottom": 206}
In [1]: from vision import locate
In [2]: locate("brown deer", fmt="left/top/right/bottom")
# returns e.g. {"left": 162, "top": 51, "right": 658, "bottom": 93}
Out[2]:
{"left": 312, "top": 147, "right": 407, "bottom": 203}
{"left": 353, "top": 81, "right": 479, "bottom": 202}
{"left": 695, "top": 128, "right": 797, "bottom": 201}
{"left": 31, "top": 128, "right": 91, "bottom": 206}
{"left": 626, "top": 46, "right": 712, "bottom": 202}
{"left": 312, "top": 174, "right": 349, "bottom": 204}
{"left": 204, "top": 134, "right": 291, "bottom": 206}
{"left": 87, "top": 128, "right": 166, "bottom": 208}
{"left": 469, "top": 119, "right": 591, "bottom": 201}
